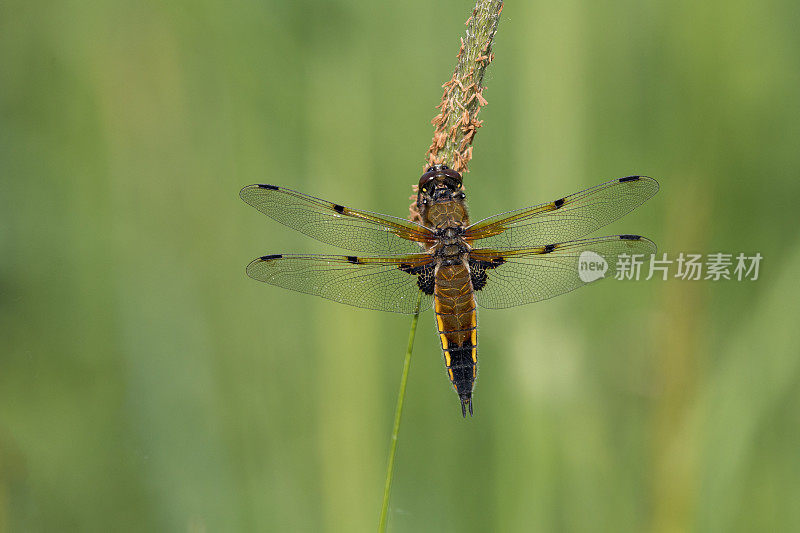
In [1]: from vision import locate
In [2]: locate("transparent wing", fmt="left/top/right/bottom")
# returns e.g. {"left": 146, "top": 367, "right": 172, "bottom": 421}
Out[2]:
{"left": 240, "top": 184, "right": 435, "bottom": 254}
{"left": 469, "top": 235, "right": 657, "bottom": 309}
{"left": 246, "top": 253, "right": 434, "bottom": 314}
{"left": 465, "top": 176, "right": 658, "bottom": 249}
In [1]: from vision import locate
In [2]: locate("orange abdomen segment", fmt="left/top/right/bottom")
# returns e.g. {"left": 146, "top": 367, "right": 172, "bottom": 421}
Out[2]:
{"left": 434, "top": 263, "right": 478, "bottom": 416}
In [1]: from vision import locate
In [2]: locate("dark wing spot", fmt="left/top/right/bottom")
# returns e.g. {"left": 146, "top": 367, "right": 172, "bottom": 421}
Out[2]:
{"left": 417, "top": 264, "right": 435, "bottom": 294}
{"left": 469, "top": 257, "right": 504, "bottom": 291}
{"left": 470, "top": 267, "right": 488, "bottom": 291}
{"left": 619, "top": 234, "right": 641, "bottom": 240}
{"left": 554, "top": 198, "right": 565, "bottom": 208}
{"left": 333, "top": 204, "right": 345, "bottom": 214}
{"left": 399, "top": 263, "right": 422, "bottom": 274}
{"left": 346, "top": 255, "right": 360, "bottom": 264}
{"left": 618, "top": 176, "right": 640, "bottom": 183}
{"left": 257, "top": 184, "right": 279, "bottom": 190}
{"left": 260, "top": 254, "right": 282, "bottom": 260}
{"left": 543, "top": 244, "right": 556, "bottom": 253}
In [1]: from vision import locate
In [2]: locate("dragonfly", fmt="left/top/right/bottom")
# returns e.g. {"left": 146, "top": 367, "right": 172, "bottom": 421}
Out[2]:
{"left": 240, "top": 165, "right": 658, "bottom": 417}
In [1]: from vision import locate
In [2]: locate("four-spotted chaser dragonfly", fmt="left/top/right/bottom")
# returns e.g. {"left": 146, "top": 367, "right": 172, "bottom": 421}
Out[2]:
{"left": 240, "top": 166, "right": 658, "bottom": 417}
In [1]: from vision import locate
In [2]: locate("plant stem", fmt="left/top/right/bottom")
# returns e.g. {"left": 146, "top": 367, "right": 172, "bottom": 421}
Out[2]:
{"left": 378, "top": 293, "right": 421, "bottom": 533}
{"left": 424, "top": 0, "right": 504, "bottom": 174}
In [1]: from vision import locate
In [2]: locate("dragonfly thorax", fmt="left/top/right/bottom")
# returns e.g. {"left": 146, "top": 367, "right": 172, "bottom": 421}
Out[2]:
{"left": 417, "top": 166, "right": 470, "bottom": 229}
{"left": 432, "top": 220, "right": 470, "bottom": 266}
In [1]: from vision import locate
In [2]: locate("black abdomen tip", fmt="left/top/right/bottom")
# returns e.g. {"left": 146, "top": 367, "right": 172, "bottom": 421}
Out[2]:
{"left": 460, "top": 396, "right": 474, "bottom": 418}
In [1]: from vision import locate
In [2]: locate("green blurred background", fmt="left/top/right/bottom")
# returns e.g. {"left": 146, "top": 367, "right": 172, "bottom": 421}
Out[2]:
{"left": 2, "top": 0, "right": 800, "bottom": 531}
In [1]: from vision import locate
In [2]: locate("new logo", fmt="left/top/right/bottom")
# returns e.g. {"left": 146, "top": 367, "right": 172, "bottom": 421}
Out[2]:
{"left": 578, "top": 251, "right": 608, "bottom": 282}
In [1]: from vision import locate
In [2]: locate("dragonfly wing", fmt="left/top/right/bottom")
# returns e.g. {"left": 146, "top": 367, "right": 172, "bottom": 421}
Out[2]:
{"left": 240, "top": 184, "right": 435, "bottom": 254}
{"left": 469, "top": 235, "right": 656, "bottom": 309}
{"left": 465, "top": 176, "right": 658, "bottom": 249}
{"left": 246, "top": 253, "right": 435, "bottom": 314}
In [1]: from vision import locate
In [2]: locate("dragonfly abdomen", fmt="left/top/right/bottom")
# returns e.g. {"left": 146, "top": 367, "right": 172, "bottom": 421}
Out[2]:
{"left": 434, "top": 263, "right": 478, "bottom": 417}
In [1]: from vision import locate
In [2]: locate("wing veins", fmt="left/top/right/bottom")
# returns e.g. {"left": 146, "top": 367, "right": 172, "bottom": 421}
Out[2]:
{"left": 240, "top": 184, "right": 434, "bottom": 254}
{"left": 245, "top": 253, "right": 433, "bottom": 313}
{"left": 465, "top": 177, "right": 658, "bottom": 249}
{"left": 470, "top": 235, "right": 657, "bottom": 309}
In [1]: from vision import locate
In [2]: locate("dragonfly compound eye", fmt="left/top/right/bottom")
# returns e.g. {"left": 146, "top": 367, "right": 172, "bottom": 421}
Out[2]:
{"left": 419, "top": 170, "right": 437, "bottom": 190}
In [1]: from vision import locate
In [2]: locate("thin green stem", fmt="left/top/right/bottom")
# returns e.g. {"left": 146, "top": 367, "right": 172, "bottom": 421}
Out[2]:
{"left": 378, "top": 293, "right": 422, "bottom": 532}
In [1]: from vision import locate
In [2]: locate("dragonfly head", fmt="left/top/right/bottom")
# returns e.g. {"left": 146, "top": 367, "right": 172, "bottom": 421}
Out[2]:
{"left": 417, "top": 164, "right": 465, "bottom": 204}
